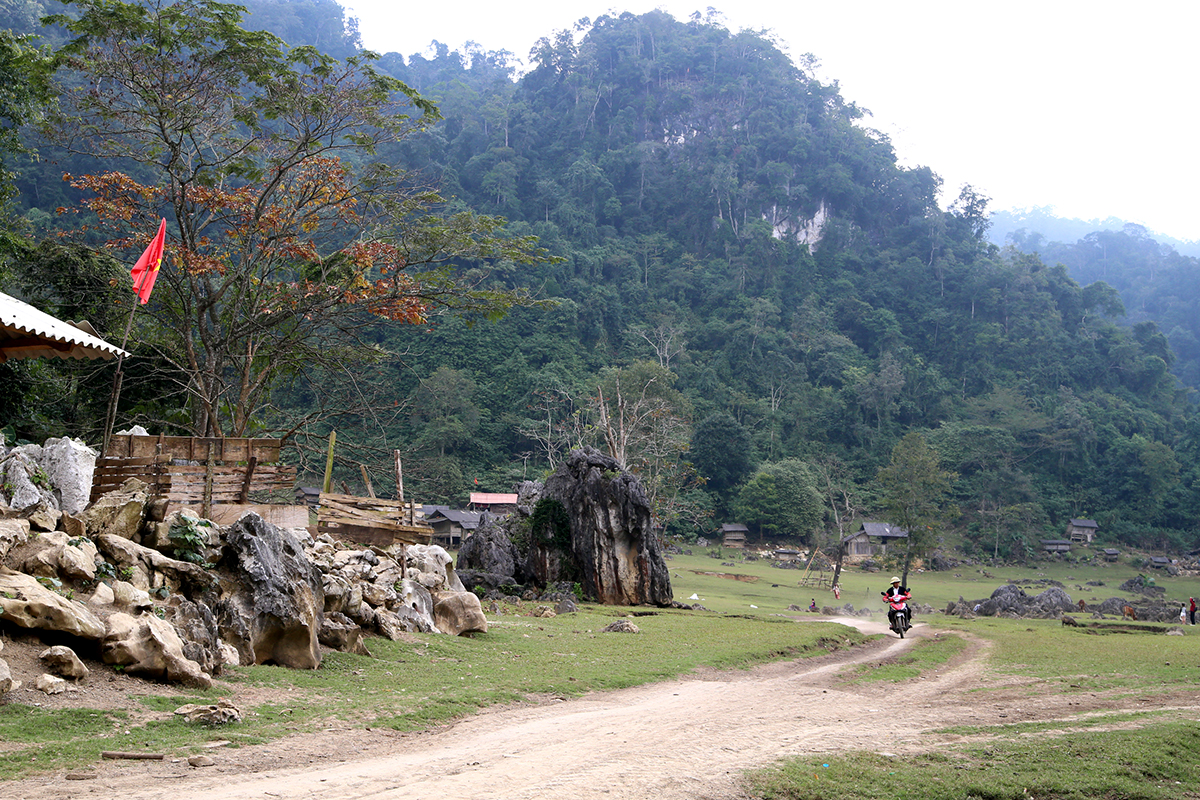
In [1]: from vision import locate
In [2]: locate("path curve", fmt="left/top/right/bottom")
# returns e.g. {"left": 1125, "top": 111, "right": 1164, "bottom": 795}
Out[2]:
{"left": 4, "top": 618, "right": 1177, "bottom": 800}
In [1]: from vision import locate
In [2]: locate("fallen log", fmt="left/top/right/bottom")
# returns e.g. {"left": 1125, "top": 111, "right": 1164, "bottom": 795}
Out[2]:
{"left": 102, "top": 751, "right": 166, "bottom": 760}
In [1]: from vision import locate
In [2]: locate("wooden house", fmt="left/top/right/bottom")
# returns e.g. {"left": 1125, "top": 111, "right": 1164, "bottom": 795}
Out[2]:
{"left": 721, "top": 523, "right": 748, "bottom": 549}
{"left": 1149, "top": 555, "right": 1172, "bottom": 569}
{"left": 1102, "top": 548, "right": 1120, "bottom": 562}
{"left": 774, "top": 547, "right": 801, "bottom": 562}
{"left": 423, "top": 508, "right": 481, "bottom": 549}
{"left": 1042, "top": 539, "right": 1072, "bottom": 553}
{"left": 1066, "top": 519, "right": 1099, "bottom": 544}
{"left": 842, "top": 521, "right": 908, "bottom": 560}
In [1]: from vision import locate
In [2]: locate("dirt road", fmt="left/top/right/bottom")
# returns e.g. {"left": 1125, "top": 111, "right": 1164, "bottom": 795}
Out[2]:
{"left": 6, "top": 618, "right": 1183, "bottom": 800}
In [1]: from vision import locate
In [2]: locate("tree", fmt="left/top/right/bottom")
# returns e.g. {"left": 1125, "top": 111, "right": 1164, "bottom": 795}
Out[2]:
{"left": 733, "top": 459, "right": 823, "bottom": 544}
{"left": 877, "top": 432, "right": 956, "bottom": 584}
{"left": 46, "top": 0, "right": 552, "bottom": 437}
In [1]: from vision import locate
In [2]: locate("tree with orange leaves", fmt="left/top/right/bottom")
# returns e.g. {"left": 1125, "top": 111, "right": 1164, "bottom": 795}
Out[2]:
{"left": 46, "top": 0, "right": 551, "bottom": 437}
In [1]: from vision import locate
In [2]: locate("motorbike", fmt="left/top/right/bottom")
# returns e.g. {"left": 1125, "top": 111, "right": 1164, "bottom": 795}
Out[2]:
{"left": 884, "top": 591, "right": 912, "bottom": 638}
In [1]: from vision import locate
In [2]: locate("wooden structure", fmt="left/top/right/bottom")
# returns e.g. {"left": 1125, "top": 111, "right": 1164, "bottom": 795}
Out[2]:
{"left": 843, "top": 522, "right": 908, "bottom": 560}
{"left": 1102, "top": 548, "right": 1121, "bottom": 562}
{"left": 92, "top": 435, "right": 296, "bottom": 519}
{"left": 468, "top": 492, "right": 518, "bottom": 515}
{"left": 1042, "top": 539, "right": 1072, "bottom": 553}
{"left": 1067, "top": 518, "right": 1099, "bottom": 544}
{"left": 423, "top": 507, "right": 481, "bottom": 549}
{"left": 317, "top": 492, "right": 432, "bottom": 548}
{"left": 721, "top": 523, "right": 748, "bottom": 549}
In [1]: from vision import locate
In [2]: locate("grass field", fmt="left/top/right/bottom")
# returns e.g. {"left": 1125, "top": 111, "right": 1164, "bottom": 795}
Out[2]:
{"left": 3, "top": 544, "right": 1200, "bottom": 798}
{"left": 675, "top": 545, "right": 1200, "bottom": 800}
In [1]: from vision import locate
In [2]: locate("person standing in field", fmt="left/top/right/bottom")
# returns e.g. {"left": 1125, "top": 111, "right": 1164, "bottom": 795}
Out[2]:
{"left": 1190, "top": 597, "right": 1196, "bottom": 625}
{"left": 1180, "top": 603, "right": 1188, "bottom": 625}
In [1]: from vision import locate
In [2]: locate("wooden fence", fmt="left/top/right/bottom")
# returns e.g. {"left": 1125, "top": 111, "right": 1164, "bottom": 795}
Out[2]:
{"left": 91, "top": 435, "right": 295, "bottom": 517}
{"left": 317, "top": 492, "right": 432, "bottom": 548}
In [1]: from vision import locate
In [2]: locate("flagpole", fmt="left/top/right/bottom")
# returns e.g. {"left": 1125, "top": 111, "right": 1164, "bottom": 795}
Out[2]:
{"left": 102, "top": 219, "right": 164, "bottom": 454}
{"left": 101, "top": 277, "right": 145, "bottom": 455}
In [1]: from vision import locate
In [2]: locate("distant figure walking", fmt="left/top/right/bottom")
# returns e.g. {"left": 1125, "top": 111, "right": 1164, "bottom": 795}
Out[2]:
{"left": 832, "top": 584, "right": 841, "bottom": 601}
{"left": 1182, "top": 603, "right": 1188, "bottom": 625}
{"left": 1190, "top": 598, "right": 1196, "bottom": 625}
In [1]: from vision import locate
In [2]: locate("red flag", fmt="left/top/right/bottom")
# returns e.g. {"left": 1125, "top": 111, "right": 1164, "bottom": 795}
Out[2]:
{"left": 130, "top": 218, "right": 166, "bottom": 305}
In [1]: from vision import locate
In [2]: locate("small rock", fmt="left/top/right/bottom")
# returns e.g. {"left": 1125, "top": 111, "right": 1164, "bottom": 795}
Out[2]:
{"left": 600, "top": 619, "right": 640, "bottom": 634}
{"left": 39, "top": 645, "right": 89, "bottom": 680}
{"left": 187, "top": 755, "right": 216, "bottom": 767}
{"left": 174, "top": 699, "right": 242, "bottom": 724}
{"left": 36, "top": 673, "right": 68, "bottom": 694}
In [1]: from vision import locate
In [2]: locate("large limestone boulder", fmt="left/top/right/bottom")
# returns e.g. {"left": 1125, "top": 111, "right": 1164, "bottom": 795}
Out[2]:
{"left": 456, "top": 518, "right": 521, "bottom": 583}
{"left": 39, "top": 437, "right": 98, "bottom": 515}
{"left": 432, "top": 590, "right": 488, "bottom": 636}
{"left": 535, "top": 447, "right": 672, "bottom": 606}
{"left": 0, "top": 657, "right": 17, "bottom": 695}
{"left": 101, "top": 611, "right": 212, "bottom": 688}
{"left": 215, "top": 513, "right": 323, "bottom": 669}
{"left": 80, "top": 479, "right": 149, "bottom": 540}
{"left": 0, "top": 567, "right": 105, "bottom": 639}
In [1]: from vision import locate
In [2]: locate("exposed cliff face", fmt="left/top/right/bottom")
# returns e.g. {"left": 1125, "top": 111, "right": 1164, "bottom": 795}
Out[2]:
{"left": 535, "top": 448, "right": 672, "bottom": 607}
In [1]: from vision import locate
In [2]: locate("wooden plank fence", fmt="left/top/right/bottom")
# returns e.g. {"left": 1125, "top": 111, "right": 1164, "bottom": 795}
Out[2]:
{"left": 317, "top": 492, "right": 432, "bottom": 548}
{"left": 91, "top": 436, "right": 295, "bottom": 517}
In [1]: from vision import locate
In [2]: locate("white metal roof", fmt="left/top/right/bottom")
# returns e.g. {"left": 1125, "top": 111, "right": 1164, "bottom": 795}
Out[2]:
{"left": 0, "top": 291, "right": 129, "bottom": 362}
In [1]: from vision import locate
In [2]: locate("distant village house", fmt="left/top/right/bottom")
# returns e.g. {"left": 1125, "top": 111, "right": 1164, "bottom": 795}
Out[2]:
{"left": 422, "top": 506, "right": 481, "bottom": 549}
{"left": 721, "top": 523, "right": 748, "bottom": 549}
{"left": 1066, "top": 519, "right": 1099, "bottom": 544}
{"left": 842, "top": 521, "right": 908, "bottom": 560}
{"left": 468, "top": 492, "right": 517, "bottom": 515}
{"left": 1042, "top": 539, "right": 1072, "bottom": 553}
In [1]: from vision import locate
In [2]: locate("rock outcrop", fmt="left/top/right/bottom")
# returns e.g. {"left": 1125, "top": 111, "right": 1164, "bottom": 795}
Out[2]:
{"left": 536, "top": 448, "right": 672, "bottom": 606}
{"left": 101, "top": 611, "right": 212, "bottom": 688}
{"left": 0, "top": 567, "right": 106, "bottom": 639}
{"left": 215, "top": 513, "right": 323, "bottom": 669}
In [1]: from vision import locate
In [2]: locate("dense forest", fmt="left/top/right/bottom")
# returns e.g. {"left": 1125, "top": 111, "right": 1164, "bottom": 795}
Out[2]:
{"left": 5, "top": 0, "right": 1200, "bottom": 561}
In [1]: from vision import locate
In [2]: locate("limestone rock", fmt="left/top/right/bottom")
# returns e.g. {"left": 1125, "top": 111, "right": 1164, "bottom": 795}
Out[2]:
{"left": 536, "top": 447, "right": 672, "bottom": 606}
{"left": 174, "top": 699, "right": 241, "bottom": 725}
{"left": 376, "top": 605, "right": 437, "bottom": 638}
{"left": 0, "top": 658, "right": 18, "bottom": 695}
{"left": 14, "top": 530, "right": 98, "bottom": 582}
{"left": 87, "top": 581, "right": 115, "bottom": 607}
{"left": 406, "top": 544, "right": 466, "bottom": 592}
{"left": 456, "top": 519, "right": 521, "bottom": 579}
{"left": 80, "top": 479, "right": 148, "bottom": 540}
{"left": 319, "top": 611, "right": 371, "bottom": 655}
{"left": 0, "top": 567, "right": 105, "bottom": 639}
{"left": 39, "top": 645, "right": 89, "bottom": 680}
{"left": 601, "top": 619, "right": 640, "bottom": 633}
{"left": 0, "top": 517, "right": 31, "bottom": 562}
{"left": 36, "top": 673, "right": 68, "bottom": 694}
{"left": 39, "top": 437, "right": 98, "bottom": 515}
{"left": 214, "top": 513, "right": 323, "bottom": 669}
{"left": 109, "top": 580, "right": 153, "bottom": 613}
{"left": 0, "top": 447, "right": 56, "bottom": 511}
{"left": 101, "top": 611, "right": 212, "bottom": 688}
{"left": 95, "top": 534, "right": 218, "bottom": 597}
{"left": 25, "top": 502, "right": 61, "bottom": 532}
{"left": 431, "top": 590, "right": 488, "bottom": 636}
{"left": 164, "top": 598, "right": 222, "bottom": 675}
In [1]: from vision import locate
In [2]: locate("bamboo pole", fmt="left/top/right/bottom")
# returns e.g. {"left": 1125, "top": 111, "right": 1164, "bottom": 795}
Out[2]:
{"left": 323, "top": 431, "right": 336, "bottom": 494}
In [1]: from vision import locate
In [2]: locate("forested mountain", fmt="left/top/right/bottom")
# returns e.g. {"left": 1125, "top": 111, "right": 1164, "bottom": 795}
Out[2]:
{"left": 5, "top": 1, "right": 1200, "bottom": 559}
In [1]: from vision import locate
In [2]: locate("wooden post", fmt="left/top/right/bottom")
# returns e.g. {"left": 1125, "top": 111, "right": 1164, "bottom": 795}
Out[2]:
{"left": 393, "top": 450, "right": 404, "bottom": 503}
{"left": 359, "top": 464, "right": 376, "bottom": 499}
{"left": 202, "top": 441, "right": 215, "bottom": 520}
{"left": 323, "top": 431, "right": 336, "bottom": 494}
{"left": 238, "top": 456, "right": 258, "bottom": 504}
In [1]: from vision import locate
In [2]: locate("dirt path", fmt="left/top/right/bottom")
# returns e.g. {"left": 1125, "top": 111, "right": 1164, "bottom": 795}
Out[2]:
{"left": 7, "top": 618, "right": 1193, "bottom": 800}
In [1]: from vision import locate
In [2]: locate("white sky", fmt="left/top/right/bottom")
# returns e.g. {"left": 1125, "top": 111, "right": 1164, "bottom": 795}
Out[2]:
{"left": 342, "top": 1, "right": 1200, "bottom": 242}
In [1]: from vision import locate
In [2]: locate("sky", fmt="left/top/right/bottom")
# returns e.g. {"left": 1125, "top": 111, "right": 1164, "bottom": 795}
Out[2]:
{"left": 341, "top": 1, "right": 1200, "bottom": 243}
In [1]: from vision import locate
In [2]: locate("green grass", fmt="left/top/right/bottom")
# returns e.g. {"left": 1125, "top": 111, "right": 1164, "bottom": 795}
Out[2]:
{"left": 747, "top": 722, "right": 1200, "bottom": 799}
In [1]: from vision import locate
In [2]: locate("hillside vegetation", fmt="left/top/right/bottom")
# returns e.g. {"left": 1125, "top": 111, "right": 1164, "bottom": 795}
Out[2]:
{"left": 4, "top": 1, "right": 1200, "bottom": 557}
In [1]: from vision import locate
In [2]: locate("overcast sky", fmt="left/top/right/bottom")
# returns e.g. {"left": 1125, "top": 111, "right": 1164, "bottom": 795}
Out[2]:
{"left": 342, "top": 1, "right": 1199, "bottom": 243}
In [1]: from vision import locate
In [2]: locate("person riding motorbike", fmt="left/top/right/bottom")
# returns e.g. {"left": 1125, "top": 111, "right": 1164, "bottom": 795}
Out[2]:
{"left": 882, "top": 576, "right": 911, "bottom": 632}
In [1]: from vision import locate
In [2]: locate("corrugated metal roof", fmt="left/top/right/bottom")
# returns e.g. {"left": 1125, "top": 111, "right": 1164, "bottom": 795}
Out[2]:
{"left": 0, "top": 291, "right": 128, "bottom": 362}
{"left": 470, "top": 492, "right": 517, "bottom": 504}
